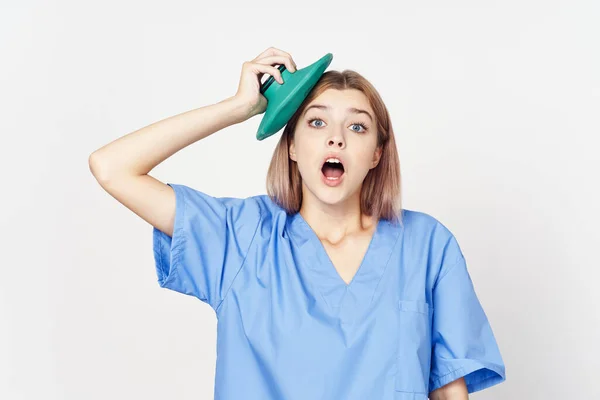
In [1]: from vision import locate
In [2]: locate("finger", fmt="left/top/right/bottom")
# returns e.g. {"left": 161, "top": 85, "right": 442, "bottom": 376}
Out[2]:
{"left": 246, "top": 62, "right": 283, "bottom": 84}
{"left": 253, "top": 47, "right": 297, "bottom": 70}
{"left": 254, "top": 55, "right": 296, "bottom": 72}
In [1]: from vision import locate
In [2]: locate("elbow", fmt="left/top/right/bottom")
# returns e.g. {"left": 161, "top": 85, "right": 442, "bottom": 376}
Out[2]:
{"left": 89, "top": 151, "right": 142, "bottom": 187}
{"left": 88, "top": 151, "right": 113, "bottom": 186}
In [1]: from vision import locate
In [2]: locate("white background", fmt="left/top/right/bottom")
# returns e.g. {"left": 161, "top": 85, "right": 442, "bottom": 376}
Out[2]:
{"left": 1, "top": 1, "right": 599, "bottom": 399}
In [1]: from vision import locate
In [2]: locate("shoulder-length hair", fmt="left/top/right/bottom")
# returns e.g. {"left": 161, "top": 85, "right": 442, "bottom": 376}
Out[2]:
{"left": 265, "top": 69, "right": 402, "bottom": 224}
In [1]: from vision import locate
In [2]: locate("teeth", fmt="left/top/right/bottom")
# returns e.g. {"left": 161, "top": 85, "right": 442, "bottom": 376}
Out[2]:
{"left": 326, "top": 158, "right": 341, "bottom": 163}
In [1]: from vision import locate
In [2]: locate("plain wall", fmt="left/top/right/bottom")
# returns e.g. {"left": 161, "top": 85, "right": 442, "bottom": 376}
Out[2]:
{"left": 1, "top": 1, "right": 599, "bottom": 399}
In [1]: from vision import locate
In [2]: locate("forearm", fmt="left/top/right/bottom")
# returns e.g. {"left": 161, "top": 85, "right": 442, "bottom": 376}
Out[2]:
{"left": 89, "top": 96, "right": 249, "bottom": 180}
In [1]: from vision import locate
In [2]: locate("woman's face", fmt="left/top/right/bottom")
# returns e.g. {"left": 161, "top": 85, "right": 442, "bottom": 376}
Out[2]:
{"left": 289, "top": 88, "right": 382, "bottom": 207}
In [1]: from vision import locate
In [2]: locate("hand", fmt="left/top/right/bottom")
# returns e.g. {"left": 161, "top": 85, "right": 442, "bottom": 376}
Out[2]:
{"left": 233, "top": 47, "right": 297, "bottom": 122}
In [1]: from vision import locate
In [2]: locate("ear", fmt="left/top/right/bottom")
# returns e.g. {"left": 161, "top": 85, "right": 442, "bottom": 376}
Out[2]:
{"left": 371, "top": 146, "right": 382, "bottom": 168}
{"left": 289, "top": 140, "right": 297, "bottom": 162}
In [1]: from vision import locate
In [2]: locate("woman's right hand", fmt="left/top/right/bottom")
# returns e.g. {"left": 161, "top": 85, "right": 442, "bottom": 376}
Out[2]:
{"left": 233, "top": 47, "right": 297, "bottom": 122}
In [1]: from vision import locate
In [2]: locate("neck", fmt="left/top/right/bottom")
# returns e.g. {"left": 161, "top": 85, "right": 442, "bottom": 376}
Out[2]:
{"left": 299, "top": 185, "right": 376, "bottom": 245}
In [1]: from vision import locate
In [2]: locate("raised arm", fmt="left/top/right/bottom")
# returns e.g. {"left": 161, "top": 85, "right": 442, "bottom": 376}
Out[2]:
{"left": 88, "top": 47, "right": 296, "bottom": 236}
{"left": 88, "top": 97, "right": 249, "bottom": 236}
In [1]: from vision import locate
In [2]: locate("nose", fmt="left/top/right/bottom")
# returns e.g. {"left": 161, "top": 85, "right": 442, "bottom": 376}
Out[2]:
{"left": 326, "top": 133, "right": 345, "bottom": 149}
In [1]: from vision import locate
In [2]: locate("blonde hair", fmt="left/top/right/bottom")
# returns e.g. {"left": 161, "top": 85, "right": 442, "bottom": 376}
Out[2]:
{"left": 265, "top": 69, "right": 402, "bottom": 224}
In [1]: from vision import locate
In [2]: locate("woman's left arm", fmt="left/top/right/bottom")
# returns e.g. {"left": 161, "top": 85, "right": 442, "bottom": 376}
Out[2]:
{"left": 429, "top": 377, "right": 468, "bottom": 400}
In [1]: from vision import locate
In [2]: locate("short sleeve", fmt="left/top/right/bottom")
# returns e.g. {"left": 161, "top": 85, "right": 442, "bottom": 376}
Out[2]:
{"left": 152, "top": 183, "right": 261, "bottom": 312}
{"left": 429, "top": 240, "right": 506, "bottom": 394}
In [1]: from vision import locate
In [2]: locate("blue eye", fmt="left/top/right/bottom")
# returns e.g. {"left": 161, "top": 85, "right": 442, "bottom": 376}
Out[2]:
{"left": 307, "top": 118, "right": 369, "bottom": 133}
{"left": 350, "top": 123, "right": 368, "bottom": 133}
{"left": 308, "top": 118, "right": 325, "bottom": 128}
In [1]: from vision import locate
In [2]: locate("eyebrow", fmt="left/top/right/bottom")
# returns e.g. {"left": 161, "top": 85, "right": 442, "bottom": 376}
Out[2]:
{"left": 303, "top": 104, "right": 374, "bottom": 122}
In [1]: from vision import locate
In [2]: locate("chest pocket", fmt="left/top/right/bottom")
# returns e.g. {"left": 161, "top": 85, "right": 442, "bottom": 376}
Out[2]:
{"left": 395, "top": 299, "right": 433, "bottom": 397}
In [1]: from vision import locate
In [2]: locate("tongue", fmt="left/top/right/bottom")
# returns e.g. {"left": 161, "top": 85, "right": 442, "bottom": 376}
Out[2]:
{"left": 323, "top": 165, "right": 343, "bottom": 178}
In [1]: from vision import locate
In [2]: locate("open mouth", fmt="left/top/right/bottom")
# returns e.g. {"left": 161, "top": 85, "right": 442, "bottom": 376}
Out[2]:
{"left": 321, "top": 159, "right": 345, "bottom": 180}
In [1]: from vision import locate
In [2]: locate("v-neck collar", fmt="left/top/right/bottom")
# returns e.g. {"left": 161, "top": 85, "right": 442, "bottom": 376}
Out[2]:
{"left": 286, "top": 211, "right": 403, "bottom": 315}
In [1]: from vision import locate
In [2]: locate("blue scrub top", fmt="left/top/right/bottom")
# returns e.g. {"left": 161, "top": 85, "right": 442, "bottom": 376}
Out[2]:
{"left": 152, "top": 183, "right": 506, "bottom": 399}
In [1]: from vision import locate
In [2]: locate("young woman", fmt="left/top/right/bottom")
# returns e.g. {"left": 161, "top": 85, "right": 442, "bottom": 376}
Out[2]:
{"left": 89, "top": 47, "right": 506, "bottom": 400}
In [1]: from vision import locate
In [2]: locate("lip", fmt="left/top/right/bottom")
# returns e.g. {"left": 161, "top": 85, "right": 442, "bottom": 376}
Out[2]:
{"left": 320, "top": 152, "right": 346, "bottom": 187}
{"left": 321, "top": 152, "right": 346, "bottom": 168}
